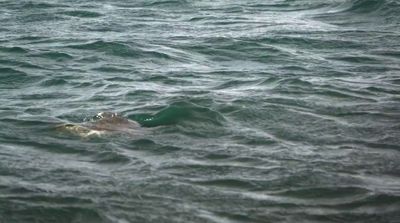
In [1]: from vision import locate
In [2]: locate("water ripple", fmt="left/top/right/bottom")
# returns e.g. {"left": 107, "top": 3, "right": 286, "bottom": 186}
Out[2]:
{"left": 1, "top": 0, "right": 400, "bottom": 222}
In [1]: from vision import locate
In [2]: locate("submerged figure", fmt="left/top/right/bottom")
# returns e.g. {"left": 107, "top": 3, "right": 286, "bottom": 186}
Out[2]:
{"left": 55, "top": 112, "right": 141, "bottom": 137}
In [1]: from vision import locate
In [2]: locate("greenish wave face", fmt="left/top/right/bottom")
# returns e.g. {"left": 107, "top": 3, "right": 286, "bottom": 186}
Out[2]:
{"left": 129, "top": 101, "right": 224, "bottom": 127}
{"left": 1, "top": 0, "right": 400, "bottom": 222}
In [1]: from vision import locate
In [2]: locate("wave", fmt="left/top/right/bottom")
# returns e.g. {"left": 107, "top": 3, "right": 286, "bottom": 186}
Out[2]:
{"left": 66, "top": 41, "right": 173, "bottom": 59}
{"left": 0, "top": 46, "right": 28, "bottom": 54}
{"left": 309, "top": 0, "right": 400, "bottom": 28}
{"left": 28, "top": 51, "right": 74, "bottom": 61}
{"left": 128, "top": 101, "right": 225, "bottom": 128}
{"left": 59, "top": 10, "right": 103, "bottom": 18}
{"left": 0, "top": 198, "right": 103, "bottom": 223}
{"left": 1, "top": 1, "right": 68, "bottom": 10}
{"left": 322, "top": 0, "right": 400, "bottom": 18}
{"left": 0, "top": 59, "right": 43, "bottom": 69}
{"left": 144, "top": 0, "right": 188, "bottom": 7}
{"left": 39, "top": 78, "right": 69, "bottom": 87}
{"left": 334, "top": 0, "right": 386, "bottom": 13}
{"left": 18, "top": 2, "right": 67, "bottom": 9}
{"left": 0, "top": 67, "right": 41, "bottom": 89}
{"left": 19, "top": 13, "right": 63, "bottom": 23}
{"left": 246, "top": 2, "right": 331, "bottom": 12}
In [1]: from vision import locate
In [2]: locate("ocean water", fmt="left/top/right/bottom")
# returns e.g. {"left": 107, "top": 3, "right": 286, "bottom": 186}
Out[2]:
{"left": 1, "top": 0, "right": 400, "bottom": 222}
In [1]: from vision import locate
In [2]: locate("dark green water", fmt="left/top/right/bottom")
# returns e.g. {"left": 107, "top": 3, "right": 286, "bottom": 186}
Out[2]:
{"left": 1, "top": 0, "right": 400, "bottom": 222}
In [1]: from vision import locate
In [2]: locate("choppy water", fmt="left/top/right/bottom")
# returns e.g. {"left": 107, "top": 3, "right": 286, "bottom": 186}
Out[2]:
{"left": 1, "top": 0, "right": 400, "bottom": 222}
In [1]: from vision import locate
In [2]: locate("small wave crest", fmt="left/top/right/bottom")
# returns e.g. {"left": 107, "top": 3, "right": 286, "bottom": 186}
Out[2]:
{"left": 337, "top": 0, "right": 386, "bottom": 13}
{"left": 66, "top": 41, "right": 173, "bottom": 59}
{"left": 0, "top": 67, "right": 41, "bottom": 89}
{"left": 325, "top": 0, "right": 400, "bottom": 16}
{"left": 60, "top": 10, "right": 103, "bottom": 18}
{"left": 128, "top": 101, "right": 225, "bottom": 128}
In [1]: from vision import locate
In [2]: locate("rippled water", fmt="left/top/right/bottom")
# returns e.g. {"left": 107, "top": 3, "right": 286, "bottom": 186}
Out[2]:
{"left": 1, "top": 0, "right": 400, "bottom": 222}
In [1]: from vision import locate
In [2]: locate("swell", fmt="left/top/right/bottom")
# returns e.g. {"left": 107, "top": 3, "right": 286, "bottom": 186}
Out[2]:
{"left": 4, "top": 2, "right": 68, "bottom": 9}
{"left": 59, "top": 10, "right": 103, "bottom": 18}
{"left": 28, "top": 51, "right": 74, "bottom": 61}
{"left": 0, "top": 67, "right": 41, "bottom": 89}
{"left": 0, "top": 0, "right": 399, "bottom": 222}
{"left": 0, "top": 59, "right": 43, "bottom": 69}
{"left": 180, "top": 37, "right": 293, "bottom": 63}
{"left": 335, "top": 0, "right": 390, "bottom": 14}
{"left": 0, "top": 46, "right": 28, "bottom": 54}
{"left": 66, "top": 41, "right": 174, "bottom": 60}
{"left": 144, "top": 0, "right": 189, "bottom": 7}
{"left": 128, "top": 101, "right": 226, "bottom": 128}
{"left": 0, "top": 198, "right": 104, "bottom": 223}
{"left": 161, "top": 161, "right": 400, "bottom": 221}
{"left": 314, "top": 0, "right": 400, "bottom": 24}
{"left": 245, "top": 2, "right": 332, "bottom": 12}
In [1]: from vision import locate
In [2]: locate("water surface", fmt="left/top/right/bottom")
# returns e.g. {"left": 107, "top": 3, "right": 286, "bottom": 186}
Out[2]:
{"left": 1, "top": 0, "right": 400, "bottom": 222}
